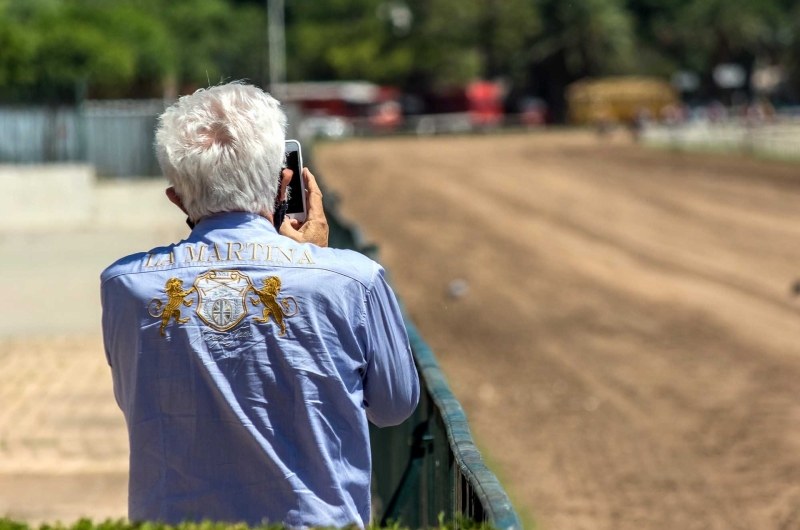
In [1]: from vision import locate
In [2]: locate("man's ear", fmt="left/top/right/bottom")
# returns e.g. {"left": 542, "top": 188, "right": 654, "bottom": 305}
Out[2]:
{"left": 166, "top": 187, "right": 189, "bottom": 216}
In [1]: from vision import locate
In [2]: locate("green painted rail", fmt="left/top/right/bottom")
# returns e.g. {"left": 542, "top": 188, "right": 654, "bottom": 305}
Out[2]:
{"left": 318, "top": 173, "right": 522, "bottom": 530}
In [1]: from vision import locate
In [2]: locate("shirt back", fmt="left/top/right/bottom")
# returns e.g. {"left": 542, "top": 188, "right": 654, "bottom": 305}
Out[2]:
{"left": 100, "top": 212, "right": 419, "bottom": 527}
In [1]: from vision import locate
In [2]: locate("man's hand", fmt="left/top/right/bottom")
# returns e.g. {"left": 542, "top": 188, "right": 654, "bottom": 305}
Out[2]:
{"left": 280, "top": 168, "right": 329, "bottom": 247}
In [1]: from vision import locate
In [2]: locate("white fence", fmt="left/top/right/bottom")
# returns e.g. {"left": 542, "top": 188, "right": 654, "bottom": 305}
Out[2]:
{"left": 642, "top": 119, "right": 800, "bottom": 160}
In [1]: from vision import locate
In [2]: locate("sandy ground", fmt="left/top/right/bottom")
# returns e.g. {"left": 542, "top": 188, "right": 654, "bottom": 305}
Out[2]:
{"left": 317, "top": 132, "right": 800, "bottom": 530}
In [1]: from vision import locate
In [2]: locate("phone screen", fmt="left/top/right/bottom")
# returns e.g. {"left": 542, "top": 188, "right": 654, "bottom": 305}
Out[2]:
{"left": 285, "top": 146, "right": 304, "bottom": 215}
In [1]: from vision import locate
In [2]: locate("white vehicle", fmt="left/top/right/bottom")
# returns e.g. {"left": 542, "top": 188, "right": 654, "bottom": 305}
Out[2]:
{"left": 299, "top": 116, "right": 354, "bottom": 139}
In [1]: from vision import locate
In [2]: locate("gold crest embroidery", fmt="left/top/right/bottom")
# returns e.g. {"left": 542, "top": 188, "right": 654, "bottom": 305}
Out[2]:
{"left": 194, "top": 270, "right": 254, "bottom": 332}
{"left": 148, "top": 278, "right": 196, "bottom": 337}
{"left": 148, "top": 271, "right": 299, "bottom": 338}
{"left": 249, "top": 277, "right": 298, "bottom": 336}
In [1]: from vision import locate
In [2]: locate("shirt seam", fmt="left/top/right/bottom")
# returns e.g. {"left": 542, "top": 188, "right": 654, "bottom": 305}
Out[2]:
{"left": 191, "top": 213, "right": 278, "bottom": 234}
{"left": 101, "top": 262, "right": 371, "bottom": 289}
{"left": 359, "top": 262, "right": 380, "bottom": 358}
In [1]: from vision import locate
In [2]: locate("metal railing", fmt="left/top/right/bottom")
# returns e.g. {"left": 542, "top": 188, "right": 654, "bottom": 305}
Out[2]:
{"left": 0, "top": 100, "right": 168, "bottom": 177}
{"left": 320, "top": 182, "right": 522, "bottom": 530}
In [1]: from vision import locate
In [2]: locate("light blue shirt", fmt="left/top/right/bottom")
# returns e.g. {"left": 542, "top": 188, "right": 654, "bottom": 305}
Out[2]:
{"left": 101, "top": 212, "right": 420, "bottom": 528}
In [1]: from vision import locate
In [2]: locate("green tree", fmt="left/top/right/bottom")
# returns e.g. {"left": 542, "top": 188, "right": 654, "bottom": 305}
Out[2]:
{"left": 286, "top": 0, "right": 415, "bottom": 84}
{"left": 405, "top": 0, "right": 482, "bottom": 88}
{"left": 1, "top": 0, "right": 798, "bottom": 108}
{"left": 78, "top": 3, "right": 176, "bottom": 97}
{"left": 0, "top": 0, "right": 267, "bottom": 102}
{"left": 0, "top": 14, "right": 37, "bottom": 88}
{"left": 0, "top": 0, "right": 175, "bottom": 101}
{"left": 480, "top": 0, "right": 542, "bottom": 83}
{"left": 528, "top": 0, "right": 636, "bottom": 121}
{"left": 783, "top": 2, "right": 800, "bottom": 99}
{"left": 628, "top": 0, "right": 790, "bottom": 101}
{"left": 162, "top": 0, "right": 266, "bottom": 91}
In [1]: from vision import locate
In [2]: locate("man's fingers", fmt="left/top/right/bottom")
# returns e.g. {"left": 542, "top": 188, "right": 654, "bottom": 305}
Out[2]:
{"left": 303, "top": 168, "right": 325, "bottom": 221}
{"left": 280, "top": 168, "right": 327, "bottom": 248}
{"left": 279, "top": 168, "right": 293, "bottom": 202}
{"left": 279, "top": 217, "right": 301, "bottom": 238}
{"left": 304, "top": 168, "right": 322, "bottom": 196}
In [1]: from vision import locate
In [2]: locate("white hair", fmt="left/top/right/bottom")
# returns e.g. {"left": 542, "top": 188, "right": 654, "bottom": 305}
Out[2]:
{"left": 155, "top": 82, "right": 287, "bottom": 222}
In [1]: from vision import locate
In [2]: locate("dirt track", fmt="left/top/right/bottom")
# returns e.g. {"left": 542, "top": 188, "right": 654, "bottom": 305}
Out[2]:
{"left": 317, "top": 133, "right": 800, "bottom": 530}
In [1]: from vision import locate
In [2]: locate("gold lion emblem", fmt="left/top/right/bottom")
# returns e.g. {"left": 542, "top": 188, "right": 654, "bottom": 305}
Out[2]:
{"left": 148, "top": 278, "right": 196, "bottom": 337}
{"left": 249, "top": 277, "right": 298, "bottom": 336}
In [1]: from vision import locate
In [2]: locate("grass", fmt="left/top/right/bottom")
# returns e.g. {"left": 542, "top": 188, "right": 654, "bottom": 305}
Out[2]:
{"left": 0, "top": 517, "right": 496, "bottom": 530}
{"left": 470, "top": 440, "right": 538, "bottom": 530}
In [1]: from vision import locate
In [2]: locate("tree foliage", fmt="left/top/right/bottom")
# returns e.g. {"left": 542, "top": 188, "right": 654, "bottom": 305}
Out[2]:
{"left": 0, "top": 0, "right": 798, "bottom": 107}
{"left": 0, "top": 0, "right": 264, "bottom": 101}
{"left": 287, "top": 0, "right": 414, "bottom": 83}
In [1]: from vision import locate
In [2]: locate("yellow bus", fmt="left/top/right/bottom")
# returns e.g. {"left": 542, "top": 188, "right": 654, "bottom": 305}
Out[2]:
{"left": 567, "top": 76, "right": 679, "bottom": 125}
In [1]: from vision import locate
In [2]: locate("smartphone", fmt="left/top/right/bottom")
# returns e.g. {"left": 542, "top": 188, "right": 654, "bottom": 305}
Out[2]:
{"left": 284, "top": 139, "right": 307, "bottom": 223}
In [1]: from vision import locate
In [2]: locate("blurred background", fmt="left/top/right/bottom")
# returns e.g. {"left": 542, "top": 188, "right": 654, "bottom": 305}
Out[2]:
{"left": 1, "top": 0, "right": 800, "bottom": 149}
{"left": 2, "top": 0, "right": 800, "bottom": 529}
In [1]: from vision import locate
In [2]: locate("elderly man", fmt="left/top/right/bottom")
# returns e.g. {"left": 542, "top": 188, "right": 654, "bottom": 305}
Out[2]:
{"left": 100, "top": 83, "right": 420, "bottom": 528}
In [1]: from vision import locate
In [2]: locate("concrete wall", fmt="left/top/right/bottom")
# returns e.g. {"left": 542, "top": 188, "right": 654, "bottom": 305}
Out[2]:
{"left": 94, "top": 178, "right": 187, "bottom": 231}
{"left": 0, "top": 164, "right": 96, "bottom": 231}
{"left": 0, "top": 165, "right": 189, "bottom": 233}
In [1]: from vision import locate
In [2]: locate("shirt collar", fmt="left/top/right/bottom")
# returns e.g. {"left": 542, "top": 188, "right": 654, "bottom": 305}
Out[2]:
{"left": 192, "top": 212, "right": 277, "bottom": 234}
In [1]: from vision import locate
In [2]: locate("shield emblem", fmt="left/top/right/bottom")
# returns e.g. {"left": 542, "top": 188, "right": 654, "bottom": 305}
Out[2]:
{"left": 194, "top": 270, "right": 253, "bottom": 332}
